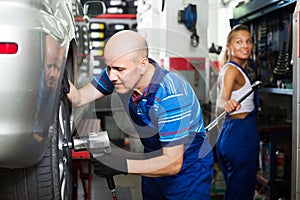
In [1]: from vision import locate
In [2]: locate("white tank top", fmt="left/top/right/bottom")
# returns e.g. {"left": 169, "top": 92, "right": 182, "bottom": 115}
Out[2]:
{"left": 217, "top": 62, "right": 254, "bottom": 115}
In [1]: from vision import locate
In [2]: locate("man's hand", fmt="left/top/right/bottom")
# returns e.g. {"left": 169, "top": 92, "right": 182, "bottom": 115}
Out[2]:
{"left": 91, "top": 157, "right": 127, "bottom": 177}
{"left": 90, "top": 144, "right": 129, "bottom": 177}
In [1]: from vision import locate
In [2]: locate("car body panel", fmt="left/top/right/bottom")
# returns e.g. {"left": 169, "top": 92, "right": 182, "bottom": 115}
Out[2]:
{"left": 0, "top": 0, "right": 74, "bottom": 168}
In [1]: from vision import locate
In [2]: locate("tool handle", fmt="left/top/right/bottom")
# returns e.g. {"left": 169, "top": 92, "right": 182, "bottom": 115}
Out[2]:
{"left": 205, "top": 81, "right": 262, "bottom": 132}
{"left": 235, "top": 81, "right": 262, "bottom": 103}
{"left": 106, "top": 176, "right": 118, "bottom": 200}
{"left": 106, "top": 176, "right": 116, "bottom": 190}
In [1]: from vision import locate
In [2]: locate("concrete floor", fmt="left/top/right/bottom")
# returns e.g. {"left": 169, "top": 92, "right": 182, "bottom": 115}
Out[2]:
{"left": 77, "top": 171, "right": 225, "bottom": 200}
{"left": 75, "top": 161, "right": 142, "bottom": 200}
{"left": 91, "top": 173, "right": 142, "bottom": 200}
{"left": 74, "top": 162, "right": 224, "bottom": 200}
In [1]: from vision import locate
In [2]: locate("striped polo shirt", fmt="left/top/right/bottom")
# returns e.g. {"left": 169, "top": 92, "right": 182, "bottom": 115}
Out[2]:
{"left": 91, "top": 59, "right": 207, "bottom": 152}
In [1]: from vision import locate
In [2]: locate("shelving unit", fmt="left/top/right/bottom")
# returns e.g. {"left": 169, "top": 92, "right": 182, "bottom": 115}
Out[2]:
{"left": 258, "top": 126, "right": 292, "bottom": 199}
{"left": 231, "top": 0, "right": 296, "bottom": 199}
{"left": 260, "top": 87, "right": 293, "bottom": 95}
{"left": 86, "top": 0, "right": 138, "bottom": 143}
{"left": 88, "top": 13, "right": 137, "bottom": 72}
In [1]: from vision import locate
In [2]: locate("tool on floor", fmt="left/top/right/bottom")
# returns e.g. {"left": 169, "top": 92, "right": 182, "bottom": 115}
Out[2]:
{"left": 71, "top": 131, "right": 118, "bottom": 200}
{"left": 205, "top": 80, "right": 263, "bottom": 132}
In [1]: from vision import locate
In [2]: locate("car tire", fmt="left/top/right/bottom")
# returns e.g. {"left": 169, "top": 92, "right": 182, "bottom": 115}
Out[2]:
{"left": 0, "top": 94, "right": 73, "bottom": 200}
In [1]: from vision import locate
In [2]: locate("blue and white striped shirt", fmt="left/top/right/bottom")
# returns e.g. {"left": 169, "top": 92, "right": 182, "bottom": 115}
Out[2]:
{"left": 91, "top": 58, "right": 206, "bottom": 151}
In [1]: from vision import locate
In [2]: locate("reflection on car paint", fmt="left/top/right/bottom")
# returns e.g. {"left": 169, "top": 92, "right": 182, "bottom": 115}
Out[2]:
{"left": 32, "top": 35, "right": 65, "bottom": 143}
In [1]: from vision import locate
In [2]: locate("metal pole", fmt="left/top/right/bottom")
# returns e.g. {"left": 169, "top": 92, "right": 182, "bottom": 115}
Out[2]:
{"left": 205, "top": 81, "right": 262, "bottom": 132}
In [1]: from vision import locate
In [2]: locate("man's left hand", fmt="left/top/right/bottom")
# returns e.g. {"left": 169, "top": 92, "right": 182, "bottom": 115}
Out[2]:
{"left": 90, "top": 144, "right": 129, "bottom": 177}
{"left": 91, "top": 157, "right": 127, "bottom": 177}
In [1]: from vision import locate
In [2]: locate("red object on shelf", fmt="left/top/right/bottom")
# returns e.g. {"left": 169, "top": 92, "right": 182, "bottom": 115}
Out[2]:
{"left": 93, "top": 14, "right": 136, "bottom": 19}
{"left": 75, "top": 14, "right": 136, "bottom": 21}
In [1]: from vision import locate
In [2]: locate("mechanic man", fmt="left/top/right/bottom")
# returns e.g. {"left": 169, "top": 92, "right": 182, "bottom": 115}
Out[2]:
{"left": 67, "top": 30, "right": 214, "bottom": 199}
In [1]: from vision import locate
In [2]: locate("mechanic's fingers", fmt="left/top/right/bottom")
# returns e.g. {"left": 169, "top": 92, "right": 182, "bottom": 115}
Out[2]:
{"left": 224, "top": 99, "right": 240, "bottom": 113}
{"left": 235, "top": 104, "right": 241, "bottom": 111}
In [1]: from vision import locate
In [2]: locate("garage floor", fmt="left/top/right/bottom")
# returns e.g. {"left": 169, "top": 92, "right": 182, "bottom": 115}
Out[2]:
{"left": 75, "top": 161, "right": 142, "bottom": 200}
{"left": 90, "top": 173, "right": 142, "bottom": 200}
{"left": 74, "top": 161, "right": 224, "bottom": 200}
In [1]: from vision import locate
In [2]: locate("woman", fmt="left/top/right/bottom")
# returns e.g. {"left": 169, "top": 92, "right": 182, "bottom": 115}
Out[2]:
{"left": 215, "top": 24, "right": 259, "bottom": 200}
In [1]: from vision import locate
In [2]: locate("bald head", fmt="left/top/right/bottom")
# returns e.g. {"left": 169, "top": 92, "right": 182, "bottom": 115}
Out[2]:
{"left": 104, "top": 30, "right": 148, "bottom": 65}
{"left": 44, "top": 35, "right": 63, "bottom": 89}
{"left": 45, "top": 35, "right": 59, "bottom": 59}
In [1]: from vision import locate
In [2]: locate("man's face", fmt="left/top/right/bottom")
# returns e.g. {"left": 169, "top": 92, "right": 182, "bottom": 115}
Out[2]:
{"left": 44, "top": 55, "right": 61, "bottom": 89}
{"left": 106, "top": 54, "right": 142, "bottom": 94}
{"left": 44, "top": 36, "right": 62, "bottom": 89}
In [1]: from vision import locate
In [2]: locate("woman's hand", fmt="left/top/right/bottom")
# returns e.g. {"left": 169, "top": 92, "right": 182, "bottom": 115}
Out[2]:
{"left": 224, "top": 99, "right": 241, "bottom": 113}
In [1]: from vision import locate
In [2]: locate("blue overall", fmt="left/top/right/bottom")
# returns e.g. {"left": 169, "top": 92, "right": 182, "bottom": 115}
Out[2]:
{"left": 117, "top": 59, "right": 214, "bottom": 200}
{"left": 216, "top": 113, "right": 259, "bottom": 200}
{"left": 216, "top": 61, "right": 260, "bottom": 200}
{"left": 129, "top": 60, "right": 213, "bottom": 200}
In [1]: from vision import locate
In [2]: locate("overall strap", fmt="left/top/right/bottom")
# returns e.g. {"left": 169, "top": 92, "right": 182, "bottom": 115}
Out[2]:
{"left": 227, "top": 61, "right": 260, "bottom": 114}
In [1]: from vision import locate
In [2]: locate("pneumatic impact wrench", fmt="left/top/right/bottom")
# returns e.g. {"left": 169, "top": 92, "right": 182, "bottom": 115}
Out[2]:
{"left": 71, "top": 131, "right": 118, "bottom": 200}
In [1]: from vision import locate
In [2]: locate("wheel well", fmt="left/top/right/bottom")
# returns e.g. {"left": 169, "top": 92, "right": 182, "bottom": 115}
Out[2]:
{"left": 65, "top": 39, "right": 78, "bottom": 83}
{"left": 63, "top": 39, "right": 77, "bottom": 135}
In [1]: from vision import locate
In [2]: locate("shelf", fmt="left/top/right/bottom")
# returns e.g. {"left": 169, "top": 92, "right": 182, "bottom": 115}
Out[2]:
{"left": 258, "top": 125, "right": 292, "bottom": 133}
{"left": 257, "top": 128, "right": 292, "bottom": 199}
{"left": 259, "top": 87, "right": 293, "bottom": 95}
{"left": 232, "top": 0, "right": 296, "bottom": 24}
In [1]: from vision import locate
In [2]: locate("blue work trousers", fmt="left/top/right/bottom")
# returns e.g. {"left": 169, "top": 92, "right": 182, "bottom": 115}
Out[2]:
{"left": 216, "top": 114, "right": 259, "bottom": 200}
{"left": 141, "top": 148, "right": 214, "bottom": 200}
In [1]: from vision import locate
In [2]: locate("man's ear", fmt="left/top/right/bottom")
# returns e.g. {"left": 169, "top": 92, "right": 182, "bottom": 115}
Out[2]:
{"left": 139, "top": 58, "right": 149, "bottom": 74}
{"left": 139, "top": 64, "right": 146, "bottom": 74}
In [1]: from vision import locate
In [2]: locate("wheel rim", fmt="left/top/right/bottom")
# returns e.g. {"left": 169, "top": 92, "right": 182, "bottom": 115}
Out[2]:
{"left": 58, "top": 99, "right": 71, "bottom": 199}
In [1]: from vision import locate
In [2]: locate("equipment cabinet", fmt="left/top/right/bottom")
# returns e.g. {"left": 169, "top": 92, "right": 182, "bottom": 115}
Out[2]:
{"left": 231, "top": 0, "right": 296, "bottom": 198}
{"left": 256, "top": 88, "right": 292, "bottom": 199}
{"left": 257, "top": 126, "right": 292, "bottom": 199}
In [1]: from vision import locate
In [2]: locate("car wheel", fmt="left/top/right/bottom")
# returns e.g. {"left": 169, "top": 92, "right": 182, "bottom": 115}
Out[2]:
{"left": 0, "top": 94, "right": 73, "bottom": 200}
{"left": 55, "top": 93, "right": 73, "bottom": 200}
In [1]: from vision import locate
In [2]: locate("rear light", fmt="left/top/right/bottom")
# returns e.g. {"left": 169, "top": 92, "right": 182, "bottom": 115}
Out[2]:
{"left": 0, "top": 42, "right": 18, "bottom": 54}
